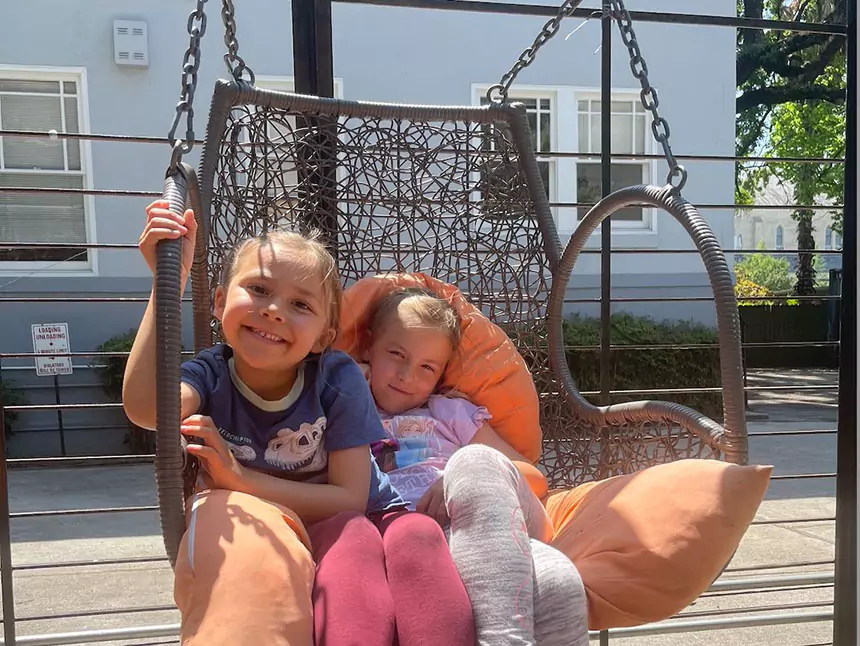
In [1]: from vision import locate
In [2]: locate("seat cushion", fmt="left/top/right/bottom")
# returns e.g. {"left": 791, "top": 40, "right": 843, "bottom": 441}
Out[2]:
{"left": 544, "top": 458, "right": 772, "bottom": 629}
{"left": 335, "top": 272, "right": 543, "bottom": 463}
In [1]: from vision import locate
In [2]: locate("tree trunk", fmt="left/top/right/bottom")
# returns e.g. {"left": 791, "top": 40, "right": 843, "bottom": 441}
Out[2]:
{"left": 794, "top": 206, "right": 817, "bottom": 296}
{"left": 793, "top": 104, "right": 818, "bottom": 296}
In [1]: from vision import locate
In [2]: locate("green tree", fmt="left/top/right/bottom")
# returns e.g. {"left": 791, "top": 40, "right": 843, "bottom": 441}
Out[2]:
{"left": 736, "top": 1, "right": 846, "bottom": 294}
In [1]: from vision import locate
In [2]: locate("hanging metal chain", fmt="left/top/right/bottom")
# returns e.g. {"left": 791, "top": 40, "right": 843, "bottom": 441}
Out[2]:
{"left": 221, "top": 0, "right": 255, "bottom": 84}
{"left": 610, "top": 0, "right": 687, "bottom": 191}
{"left": 487, "top": 0, "right": 588, "bottom": 104}
{"left": 167, "top": 0, "right": 209, "bottom": 167}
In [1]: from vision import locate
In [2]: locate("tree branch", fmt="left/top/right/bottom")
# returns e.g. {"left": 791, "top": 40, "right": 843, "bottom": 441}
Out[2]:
{"left": 797, "top": 36, "right": 845, "bottom": 83}
{"left": 736, "top": 84, "right": 846, "bottom": 113}
{"left": 736, "top": 0, "right": 846, "bottom": 86}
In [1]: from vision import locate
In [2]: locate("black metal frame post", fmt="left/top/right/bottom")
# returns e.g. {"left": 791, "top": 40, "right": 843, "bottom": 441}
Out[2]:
{"left": 291, "top": 0, "right": 339, "bottom": 252}
{"left": 292, "top": 0, "right": 335, "bottom": 98}
{"left": 599, "top": 4, "right": 612, "bottom": 413}
{"left": 53, "top": 375, "right": 66, "bottom": 457}
{"left": 833, "top": 1, "right": 857, "bottom": 643}
{"left": 0, "top": 406, "right": 16, "bottom": 646}
{"left": 599, "top": 11, "right": 612, "bottom": 646}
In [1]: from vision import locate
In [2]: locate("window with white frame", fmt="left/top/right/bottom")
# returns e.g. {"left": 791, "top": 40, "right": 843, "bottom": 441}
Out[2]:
{"left": 734, "top": 233, "right": 743, "bottom": 250}
{"left": 0, "top": 72, "right": 91, "bottom": 266}
{"left": 479, "top": 94, "right": 553, "bottom": 201}
{"left": 775, "top": 225, "right": 784, "bottom": 250}
{"left": 575, "top": 97, "right": 650, "bottom": 225}
{"left": 825, "top": 226, "right": 833, "bottom": 250}
{"left": 473, "top": 86, "right": 655, "bottom": 234}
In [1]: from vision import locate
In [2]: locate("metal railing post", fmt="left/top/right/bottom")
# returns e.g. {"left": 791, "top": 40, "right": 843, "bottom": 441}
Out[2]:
{"left": 0, "top": 404, "right": 16, "bottom": 645}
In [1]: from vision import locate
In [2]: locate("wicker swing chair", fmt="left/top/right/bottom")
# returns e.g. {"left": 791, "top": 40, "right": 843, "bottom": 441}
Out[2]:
{"left": 152, "top": 0, "right": 747, "bottom": 566}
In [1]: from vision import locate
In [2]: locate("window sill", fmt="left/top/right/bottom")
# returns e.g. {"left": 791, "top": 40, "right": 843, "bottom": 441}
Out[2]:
{"left": 558, "top": 229, "right": 659, "bottom": 250}
{"left": 0, "top": 264, "right": 95, "bottom": 278}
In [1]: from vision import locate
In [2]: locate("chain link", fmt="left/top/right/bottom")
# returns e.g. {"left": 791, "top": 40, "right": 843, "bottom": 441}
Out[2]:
{"left": 610, "top": 0, "right": 686, "bottom": 190}
{"left": 492, "top": 0, "right": 687, "bottom": 192}
{"left": 221, "top": 0, "right": 255, "bottom": 84}
{"left": 487, "top": 0, "right": 588, "bottom": 104}
{"left": 168, "top": 0, "right": 208, "bottom": 163}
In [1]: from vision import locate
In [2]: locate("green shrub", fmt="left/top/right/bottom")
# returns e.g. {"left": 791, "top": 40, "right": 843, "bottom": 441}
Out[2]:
{"left": 93, "top": 329, "right": 155, "bottom": 454}
{"left": 0, "top": 380, "right": 26, "bottom": 436}
{"left": 563, "top": 313, "right": 723, "bottom": 419}
{"left": 734, "top": 252, "right": 794, "bottom": 293}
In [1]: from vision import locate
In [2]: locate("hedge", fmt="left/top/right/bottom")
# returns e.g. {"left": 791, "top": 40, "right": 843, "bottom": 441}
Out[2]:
{"left": 563, "top": 313, "right": 723, "bottom": 420}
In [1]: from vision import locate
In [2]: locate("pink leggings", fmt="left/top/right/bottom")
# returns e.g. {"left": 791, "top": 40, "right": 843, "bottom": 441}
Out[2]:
{"left": 308, "top": 510, "right": 475, "bottom": 646}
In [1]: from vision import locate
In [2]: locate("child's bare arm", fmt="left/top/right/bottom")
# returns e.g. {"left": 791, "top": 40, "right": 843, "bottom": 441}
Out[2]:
{"left": 181, "top": 415, "right": 370, "bottom": 523}
{"left": 238, "top": 445, "right": 371, "bottom": 523}
{"left": 123, "top": 201, "right": 199, "bottom": 429}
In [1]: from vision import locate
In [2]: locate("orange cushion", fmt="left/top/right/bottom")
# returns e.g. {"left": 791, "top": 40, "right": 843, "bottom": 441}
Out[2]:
{"left": 544, "top": 459, "right": 772, "bottom": 629}
{"left": 335, "top": 273, "right": 542, "bottom": 463}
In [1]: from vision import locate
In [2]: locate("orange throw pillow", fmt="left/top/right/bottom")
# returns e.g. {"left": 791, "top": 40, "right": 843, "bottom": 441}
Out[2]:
{"left": 335, "top": 273, "right": 542, "bottom": 463}
{"left": 544, "top": 459, "right": 773, "bottom": 629}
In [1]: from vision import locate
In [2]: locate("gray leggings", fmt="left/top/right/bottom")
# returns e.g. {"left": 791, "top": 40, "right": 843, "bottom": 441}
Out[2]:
{"left": 444, "top": 445, "right": 589, "bottom": 646}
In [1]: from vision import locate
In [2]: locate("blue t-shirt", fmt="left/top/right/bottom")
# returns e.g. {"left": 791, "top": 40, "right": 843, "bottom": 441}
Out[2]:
{"left": 180, "top": 344, "right": 404, "bottom": 513}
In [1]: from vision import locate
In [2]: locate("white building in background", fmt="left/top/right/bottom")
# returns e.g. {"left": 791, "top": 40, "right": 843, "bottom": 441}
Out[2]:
{"left": 0, "top": 0, "right": 736, "bottom": 455}
{"left": 734, "top": 178, "right": 843, "bottom": 273}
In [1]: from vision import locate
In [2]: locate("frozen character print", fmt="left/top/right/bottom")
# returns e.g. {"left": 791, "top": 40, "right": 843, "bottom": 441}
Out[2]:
{"left": 388, "top": 416, "right": 441, "bottom": 469}
{"left": 264, "top": 416, "right": 328, "bottom": 473}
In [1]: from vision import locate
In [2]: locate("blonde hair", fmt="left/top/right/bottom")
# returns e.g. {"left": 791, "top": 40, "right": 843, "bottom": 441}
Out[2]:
{"left": 369, "top": 287, "right": 461, "bottom": 351}
{"left": 220, "top": 229, "right": 342, "bottom": 344}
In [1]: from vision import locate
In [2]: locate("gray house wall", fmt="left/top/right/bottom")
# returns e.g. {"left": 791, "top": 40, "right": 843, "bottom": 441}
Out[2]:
{"left": 1, "top": 0, "right": 737, "bottom": 456}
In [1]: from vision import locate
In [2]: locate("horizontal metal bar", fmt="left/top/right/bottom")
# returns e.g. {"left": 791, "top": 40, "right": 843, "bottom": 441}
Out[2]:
{"left": 0, "top": 609, "right": 834, "bottom": 645}
{"left": 0, "top": 186, "right": 161, "bottom": 198}
{"left": 0, "top": 297, "right": 189, "bottom": 304}
{"left": 0, "top": 351, "right": 193, "bottom": 359}
{"left": 0, "top": 294, "right": 840, "bottom": 306}
{"left": 0, "top": 241, "right": 846, "bottom": 258}
{"left": 0, "top": 624, "right": 180, "bottom": 645}
{"left": 577, "top": 383, "right": 837, "bottom": 396}
{"left": 14, "top": 345, "right": 843, "bottom": 362}
{"left": 597, "top": 609, "right": 833, "bottom": 638}
{"left": 0, "top": 242, "right": 138, "bottom": 250}
{"left": 709, "top": 572, "right": 834, "bottom": 592}
{"left": 731, "top": 248, "right": 843, "bottom": 255}
{"left": 0, "top": 351, "right": 131, "bottom": 359}
{"left": 0, "top": 184, "right": 845, "bottom": 212}
{"left": 547, "top": 150, "right": 846, "bottom": 164}
{"left": 725, "top": 559, "right": 835, "bottom": 573}
{"left": 12, "top": 555, "right": 166, "bottom": 572}
{"left": 549, "top": 201, "right": 843, "bottom": 210}
{"left": 677, "top": 600, "right": 832, "bottom": 620}
{"left": 9, "top": 505, "right": 158, "bottom": 519}
{"left": 702, "top": 583, "right": 833, "bottom": 599}
{"left": 334, "top": 0, "right": 848, "bottom": 34}
{"left": 0, "top": 242, "right": 845, "bottom": 257}
{"left": 5, "top": 383, "right": 837, "bottom": 413}
{"left": 7, "top": 455, "right": 155, "bottom": 469}
{"left": 770, "top": 473, "right": 836, "bottom": 481}
{"left": 4, "top": 426, "right": 126, "bottom": 437}
{"left": 0, "top": 128, "right": 203, "bottom": 145}
{"left": 0, "top": 130, "right": 846, "bottom": 166}
{"left": 564, "top": 295, "right": 841, "bottom": 304}
{"left": 13, "top": 603, "right": 176, "bottom": 624}
{"left": 752, "top": 517, "right": 835, "bottom": 525}
{"left": 5, "top": 402, "right": 124, "bottom": 412}
{"left": 748, "top": 429, "right": 838, "bottom": 437}
{"left": 566, "top": 341, "right": 840, "bottom": 352}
